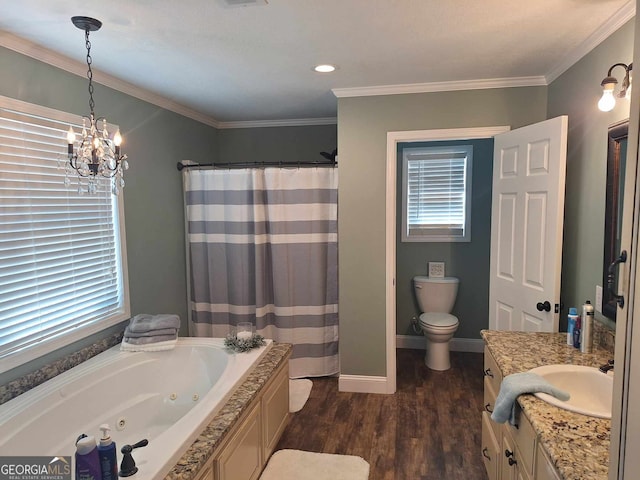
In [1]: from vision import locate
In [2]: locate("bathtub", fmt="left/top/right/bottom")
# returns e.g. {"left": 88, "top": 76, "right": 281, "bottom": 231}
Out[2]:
{"left": 0, "top": 337, "right": 273, "bottom": 479}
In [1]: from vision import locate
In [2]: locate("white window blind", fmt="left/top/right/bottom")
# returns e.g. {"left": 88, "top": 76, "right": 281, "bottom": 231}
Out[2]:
{"left": 0, "top": 97, "right": 130, "bottom": 373}
{"left": 402, "top": 145, "right": 472, "bottom": 242}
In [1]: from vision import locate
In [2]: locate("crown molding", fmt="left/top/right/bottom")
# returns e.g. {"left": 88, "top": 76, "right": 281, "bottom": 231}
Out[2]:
{"left": 545, "top": 0, "right": 636, "bottom": 83}
{"left": 332, "top": 76, "right": 547, "bottom": 98}
{"left": 217, "top": 117, "right": 337, "bottom": 129}
{"left": 0, "top": 30, "right": 222, "bottom": 128}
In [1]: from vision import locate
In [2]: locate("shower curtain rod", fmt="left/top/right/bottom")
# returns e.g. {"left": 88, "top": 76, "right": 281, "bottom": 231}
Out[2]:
{"left": 176, "top": 159, "right": 337, "bottom": 171}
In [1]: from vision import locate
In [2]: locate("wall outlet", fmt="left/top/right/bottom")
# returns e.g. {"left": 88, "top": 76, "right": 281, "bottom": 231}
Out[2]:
{"left": 595, "top": 285, "right": 603, "bottom": 313}
{"left": 428, "top": 262, "right": 445, "bottom": 278}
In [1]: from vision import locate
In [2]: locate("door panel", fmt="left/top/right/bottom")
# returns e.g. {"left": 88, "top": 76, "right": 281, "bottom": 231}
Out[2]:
{"left": 489, "top": 116, "right": 568, "bottom": 332}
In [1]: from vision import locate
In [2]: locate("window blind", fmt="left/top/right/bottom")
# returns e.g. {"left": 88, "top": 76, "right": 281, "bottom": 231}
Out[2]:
{"left": 0, "top": 100, "right": 128, "bottom": 369}
{"left": 402, "top": 145, "right": 472, "bottom": 241}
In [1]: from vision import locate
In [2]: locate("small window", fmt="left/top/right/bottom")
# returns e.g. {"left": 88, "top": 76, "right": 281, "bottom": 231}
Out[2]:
{"left": 0, "top": 96, "right": 130, "bottom": 374}
{"left": 401, "top": 145, "right": 472, "bottom": 242}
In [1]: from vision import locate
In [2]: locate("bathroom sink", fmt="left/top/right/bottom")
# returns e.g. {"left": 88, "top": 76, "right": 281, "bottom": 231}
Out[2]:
{"left": 528, "top": 364, "right": 613, "bottom": 419}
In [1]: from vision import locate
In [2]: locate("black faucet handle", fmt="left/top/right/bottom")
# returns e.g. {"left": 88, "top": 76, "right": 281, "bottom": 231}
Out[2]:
{"left": 599, "top": 360, "right": 614, "bottom": 373}
{"left": 119, "top": 439, "right": 149, "bottom": 477}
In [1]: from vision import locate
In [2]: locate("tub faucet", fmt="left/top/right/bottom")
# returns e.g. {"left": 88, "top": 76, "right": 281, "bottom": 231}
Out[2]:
{"left": 599, "top": 360, "right": 614, "bottom": 374}
{"left": 119, "top": 439, "right": 149, "bottom": 477}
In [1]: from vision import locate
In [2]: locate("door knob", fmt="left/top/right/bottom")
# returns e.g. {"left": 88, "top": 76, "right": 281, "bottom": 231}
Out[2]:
{"left": 536, "top": 301, "right": 551, "bottom": 312}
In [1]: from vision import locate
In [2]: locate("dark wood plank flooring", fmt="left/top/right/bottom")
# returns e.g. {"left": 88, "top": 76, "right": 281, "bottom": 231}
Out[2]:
{"left": 276, "top": 349, "right": 488, "bottom": 480}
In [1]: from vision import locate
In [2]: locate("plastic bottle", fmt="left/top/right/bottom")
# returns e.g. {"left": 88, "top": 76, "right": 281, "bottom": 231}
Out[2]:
{"left": 573, "top": 315, "right": 582, "bottom": 349}
{"left": 97, "top": 424, "right": 118, "bottom": 480}
{"left": 581, "top": 300, "right": 595, "bottom": 353}
{"left": 76, "top": 434, "right": 102, "bottom": 480}
{"left": 567, "top": 308, "right": 578, "bottom": 346}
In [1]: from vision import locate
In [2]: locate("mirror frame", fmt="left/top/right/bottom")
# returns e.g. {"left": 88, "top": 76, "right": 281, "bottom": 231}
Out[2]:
{"left": 602, "top": 119, "right": 629, "bottom": 321}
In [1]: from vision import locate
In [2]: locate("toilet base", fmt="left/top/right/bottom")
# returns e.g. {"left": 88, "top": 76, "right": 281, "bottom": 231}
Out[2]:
{"left": 424, "top": 339, "right": 452, "bottom": 371}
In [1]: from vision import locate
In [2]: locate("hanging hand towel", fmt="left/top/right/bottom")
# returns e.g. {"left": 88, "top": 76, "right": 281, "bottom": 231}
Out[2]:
{"left": 491, "top": 372, "right": 570, "bottom": 425}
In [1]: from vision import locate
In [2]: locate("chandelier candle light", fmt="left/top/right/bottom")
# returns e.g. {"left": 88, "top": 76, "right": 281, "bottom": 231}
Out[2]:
{"left": 66, "top": 16, "right": 128, "bottom": 195}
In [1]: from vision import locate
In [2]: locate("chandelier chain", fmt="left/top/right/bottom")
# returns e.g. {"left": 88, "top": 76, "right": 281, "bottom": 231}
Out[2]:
{"left": 84, "top": 29, "right": 95, "bottom": 115}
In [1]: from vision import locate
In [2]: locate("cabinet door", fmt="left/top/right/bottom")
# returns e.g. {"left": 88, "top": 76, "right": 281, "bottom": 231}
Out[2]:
{"left": 505, "top": 405, "right": 536, "bottom": 478}
{"left": 484, "top": 346, "right": 503, "bottom": 394}
{"left": 481, "top": 412, "right": 500, "bottom": 480}
{"left": 535, "top": 443, "right": 562, "bottom": 480}
{"left": 261, "top": 363, "right": 290, "bottom": 460}
{"left": 216, "top": 402, "right": 263, "bottom": 480}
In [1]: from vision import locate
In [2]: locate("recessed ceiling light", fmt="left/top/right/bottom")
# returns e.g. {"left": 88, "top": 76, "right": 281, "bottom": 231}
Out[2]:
{"left": 314, "top": 64, "right": 337, "bottom": 73}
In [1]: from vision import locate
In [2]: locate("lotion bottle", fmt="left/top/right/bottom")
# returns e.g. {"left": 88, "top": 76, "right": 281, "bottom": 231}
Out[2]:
{"left": 567, "top": 308, "right": 578, "bottom": 346}
{"left": 97, "top": 424, "right": 118, "bottom": 480}
{"left": 76, "top": 434, "right": 102, "bottom": 480}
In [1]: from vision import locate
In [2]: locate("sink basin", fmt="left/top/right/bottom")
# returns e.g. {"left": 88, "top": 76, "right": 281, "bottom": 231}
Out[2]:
{"left": 528, "top": 364, "right": 613, "bottom": 419}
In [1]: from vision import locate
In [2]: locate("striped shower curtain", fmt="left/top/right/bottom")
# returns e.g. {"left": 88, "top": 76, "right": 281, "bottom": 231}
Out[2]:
{"left": 183, "top": 167, "right": 338, "bottom": 378}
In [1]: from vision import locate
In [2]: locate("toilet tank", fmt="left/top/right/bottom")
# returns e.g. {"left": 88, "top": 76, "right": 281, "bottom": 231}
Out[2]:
{"left": 413, "top": 276, "right": 459, "bottom": 313}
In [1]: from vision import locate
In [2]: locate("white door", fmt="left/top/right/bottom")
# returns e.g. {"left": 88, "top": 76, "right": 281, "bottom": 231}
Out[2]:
{"left": 489, "top": 116, "right": 568, "bottom": 332}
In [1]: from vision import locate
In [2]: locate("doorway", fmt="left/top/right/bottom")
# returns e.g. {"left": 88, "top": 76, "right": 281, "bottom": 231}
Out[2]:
{"left": 384, "top": 126, "right": 510, "bottom": 393}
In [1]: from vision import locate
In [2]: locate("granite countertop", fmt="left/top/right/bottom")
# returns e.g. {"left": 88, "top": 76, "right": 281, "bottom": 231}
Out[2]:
{"left": 164, "top": 342, "right": 292, "bottom": 480}
{"left": 481, "top": 330, "right": 613, "bottom": 480}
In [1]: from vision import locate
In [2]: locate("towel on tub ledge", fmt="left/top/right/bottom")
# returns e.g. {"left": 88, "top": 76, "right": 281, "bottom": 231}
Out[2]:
{"left": 120, "top": 337, "right": 178, "bottom": 352}
{"left": 490, "top": 372, "right": 570, "bottom": 425}
{"left": 127, "top": 313, "right": 180, "bottom": 333}
{"left": 123, "top": 326, "right": 177, "bottom": 338}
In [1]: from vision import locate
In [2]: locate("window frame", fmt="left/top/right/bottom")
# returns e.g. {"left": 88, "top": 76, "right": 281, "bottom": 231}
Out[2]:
{"left": 0, "top": 95, "right": 130, "bottom": 374}
{"left": 401, "top": 144, "right": 473, "bottom": 243}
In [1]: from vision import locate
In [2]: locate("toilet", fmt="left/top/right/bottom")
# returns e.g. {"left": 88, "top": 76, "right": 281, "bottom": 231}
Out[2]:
{"left": 413, "top": 276, "right": 460, "bottom": 371}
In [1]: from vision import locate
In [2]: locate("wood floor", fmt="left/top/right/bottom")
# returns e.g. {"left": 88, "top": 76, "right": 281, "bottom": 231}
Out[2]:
{"left": 276, "top": 349, "right": 488, "bottom": 480}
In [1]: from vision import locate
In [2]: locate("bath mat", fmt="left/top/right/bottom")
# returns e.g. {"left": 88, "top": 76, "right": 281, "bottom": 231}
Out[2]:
{"left": 289, "top": 379, "right": 313, "bottom": 412}
{"left": 260, "top": 449, "right": 370, "bottom": 480}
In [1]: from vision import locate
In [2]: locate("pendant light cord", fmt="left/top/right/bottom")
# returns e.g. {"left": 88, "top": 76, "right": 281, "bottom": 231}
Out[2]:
{"left": 84, "top": 29, "right": 95, "bottom": 116}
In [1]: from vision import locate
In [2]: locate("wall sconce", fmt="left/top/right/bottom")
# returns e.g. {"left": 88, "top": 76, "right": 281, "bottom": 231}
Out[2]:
{"left": 598, "top": 62, "right": 633, "bottom": 112}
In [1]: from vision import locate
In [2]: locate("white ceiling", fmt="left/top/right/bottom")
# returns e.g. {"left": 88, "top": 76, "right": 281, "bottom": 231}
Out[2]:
{"left": 0, "top": 0, "right": 635, "bottom": 127}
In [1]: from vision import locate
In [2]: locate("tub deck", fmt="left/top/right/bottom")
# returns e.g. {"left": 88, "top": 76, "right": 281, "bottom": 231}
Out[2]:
{"left": 165, "top": 342, "right": 292, "bottom": 480}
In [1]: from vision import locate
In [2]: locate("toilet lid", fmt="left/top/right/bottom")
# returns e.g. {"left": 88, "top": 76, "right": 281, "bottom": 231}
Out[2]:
{"left": 419, "top": 312, "right": 459, "bottom": 328}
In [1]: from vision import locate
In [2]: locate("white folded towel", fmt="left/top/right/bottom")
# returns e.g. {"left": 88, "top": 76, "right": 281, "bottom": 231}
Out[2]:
{"left": 120, "top": 338, "right": 178, "bottom": 352}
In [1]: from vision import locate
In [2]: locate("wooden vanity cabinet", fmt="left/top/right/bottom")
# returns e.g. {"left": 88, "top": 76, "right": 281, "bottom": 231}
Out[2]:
{"left": 482, "top": 346, "right": 561, "bottom": 480}
{"left": 193, "top": 353, "right": 290, "bottom": 480}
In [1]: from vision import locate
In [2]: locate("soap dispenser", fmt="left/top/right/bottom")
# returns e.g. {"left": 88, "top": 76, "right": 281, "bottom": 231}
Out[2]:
{"left": 75, "top": 434, "right": 102, "bottom": 480}
{"left": 97, "top": 424, "right": 118, "bottom": 480}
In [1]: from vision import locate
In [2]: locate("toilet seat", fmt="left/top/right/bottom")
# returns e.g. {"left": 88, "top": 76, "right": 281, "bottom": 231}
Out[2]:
{"left": 419, "top": 312, "right": 459, "bottom": 329}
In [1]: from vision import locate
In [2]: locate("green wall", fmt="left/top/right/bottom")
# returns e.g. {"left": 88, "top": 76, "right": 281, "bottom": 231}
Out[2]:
{"left": 0, "top": 46, "right": 219, "bottom": 384}
{"left": 337, "top": 87, "right": 548, "bottom": 377}
{"left": 218, "top": 125, "right": 337, "bottom": 164}
{"left": 396, "top": 138, "right": 494, "bottom": 339}
{"left": 0, "top": 46, "right": 337, "bottom": 385}
{"left": 547, "top": 20, "right": 634, "bottom": 330}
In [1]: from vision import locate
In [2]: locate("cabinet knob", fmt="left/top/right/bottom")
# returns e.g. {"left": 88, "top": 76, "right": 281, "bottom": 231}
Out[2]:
{"left": 505, "top": 449, "right": 514, "bottom": 458}
{"left": 483, "top": 368, "right": 493, "bottom": 378}
{"left": 508, "top": 457, "right": 517, "bottom": 466}
{"left": 484, "top": 403, "right": 493, "bottom": 413}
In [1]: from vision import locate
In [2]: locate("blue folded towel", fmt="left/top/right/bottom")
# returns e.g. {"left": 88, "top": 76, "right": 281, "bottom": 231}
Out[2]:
{"left": 491, "top": 372, "right": 570, "bottom": 425}
{"left": 127, "top": 314, "right": 180, "bottom": 333}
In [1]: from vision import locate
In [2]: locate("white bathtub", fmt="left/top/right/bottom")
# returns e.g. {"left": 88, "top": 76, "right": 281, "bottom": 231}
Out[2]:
{"left": 0, "top": 337, "right": 273, "bottom": 479}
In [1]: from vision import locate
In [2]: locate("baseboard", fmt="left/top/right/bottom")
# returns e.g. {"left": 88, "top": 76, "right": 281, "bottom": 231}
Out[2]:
{"left": 396, "top": 334, "right": 484, "bottom": 353}
{"left": 338, "top": 374, "right": 394, "bottom": 394}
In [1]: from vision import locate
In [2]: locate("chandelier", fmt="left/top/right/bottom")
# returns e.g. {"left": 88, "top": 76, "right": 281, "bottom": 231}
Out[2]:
{"left": 66, "top": 16, "right": 128, "bottom": 195}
